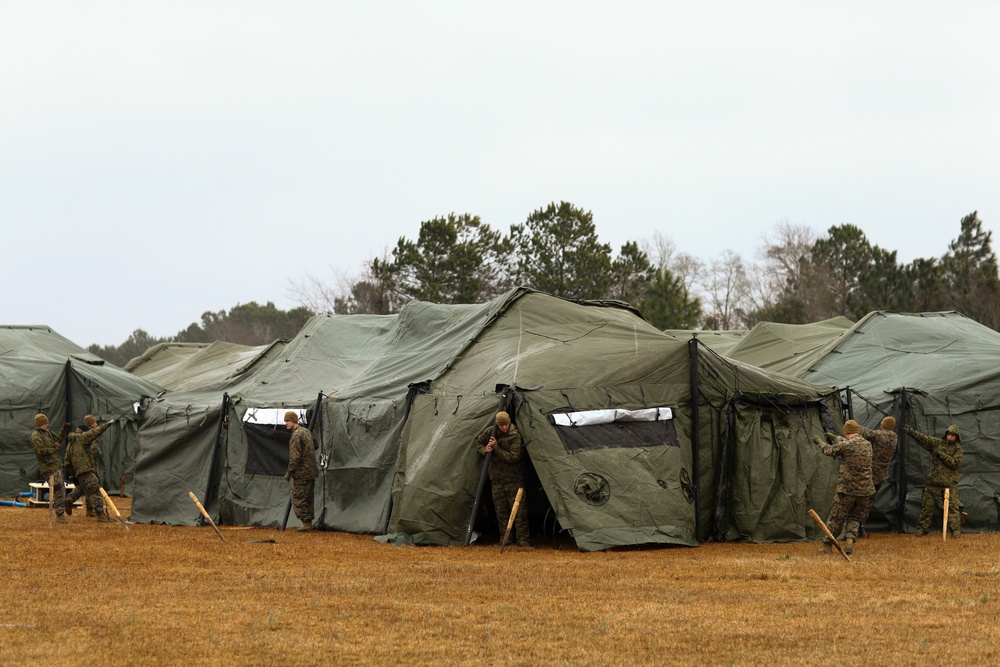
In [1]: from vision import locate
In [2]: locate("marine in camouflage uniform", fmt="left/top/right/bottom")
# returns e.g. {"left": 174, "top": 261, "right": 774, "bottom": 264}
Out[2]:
{"left": 65, "top": 418, "right": 115, "bottom": 522}
{"left": 814, "top": 419, "right": 874, "bottom": 555}
{"left": 285, "top": 411, "right": 318, "bottom": 531}
{"left": 858, "top": 416, "right": 899, "bottom": 532}
{"left": 475, "top": 411, "right": 529, "bottom": 546}
{"left": 30, "top": 413, "right": 71, "bottom": 522}
{"left": 905, "top": 424, "right": 962, "bottom": 537}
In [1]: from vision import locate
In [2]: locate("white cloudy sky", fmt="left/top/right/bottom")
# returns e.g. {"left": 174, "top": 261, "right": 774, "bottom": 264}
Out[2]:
{"left": 3, "top": 2, "right": 999, "bottom": 347}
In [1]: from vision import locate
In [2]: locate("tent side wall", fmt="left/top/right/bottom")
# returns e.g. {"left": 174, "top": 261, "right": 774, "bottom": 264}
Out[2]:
{"left": 693, "top": 349, "right": 841, "bottom": 543}
{"left": 131, "top": 398, "right": 222, "bottom": 525}
{"left": 0, "top": 360, "right": 67, "bottom": 495}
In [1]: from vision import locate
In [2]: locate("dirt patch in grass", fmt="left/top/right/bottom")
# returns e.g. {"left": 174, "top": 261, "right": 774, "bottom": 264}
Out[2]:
{"left": 1, "top": 500, "right": 997, "bottom": 665}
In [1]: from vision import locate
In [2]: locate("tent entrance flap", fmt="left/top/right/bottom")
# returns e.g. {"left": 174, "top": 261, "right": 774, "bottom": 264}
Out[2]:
{"left": 549, "top": 406, "right": 678, "bottom": 454}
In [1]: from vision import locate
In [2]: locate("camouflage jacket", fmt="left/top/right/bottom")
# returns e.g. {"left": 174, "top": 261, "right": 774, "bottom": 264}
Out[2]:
{"left": 288, "top": 426, "right": 318, "bottom": 480}
{"left": 906, "top": 425, "right": 962, "bottom": 487}
{"left": 66, "top": 422, "right": 112, "bottom": 477}
{"left": 859, "top": 427, "right": 898, "bottom": 487}
{"left": 31, "top": 426, "right": 67, "bottom": 477}
{"left": 475, "top": 422, "right": 525, "bottom": 485}
{"left": 819, "top": 434, "right": 875, "bottom": 496}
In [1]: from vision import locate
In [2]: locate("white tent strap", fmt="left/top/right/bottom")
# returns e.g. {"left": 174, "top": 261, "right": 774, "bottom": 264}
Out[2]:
{"left": 550, "top": 407, "right": 673, "bottom": 427}
{"left": 242, "top": 407, "right": 306, "bottom": 425}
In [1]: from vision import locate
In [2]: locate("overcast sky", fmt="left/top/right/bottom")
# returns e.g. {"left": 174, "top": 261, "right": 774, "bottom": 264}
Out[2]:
{"left": 3, "top": 2, "right": 999, "bottom": 348}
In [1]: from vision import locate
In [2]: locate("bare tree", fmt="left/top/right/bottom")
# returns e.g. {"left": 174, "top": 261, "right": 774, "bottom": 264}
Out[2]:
{"left": 702, "top": 250, "right": 753, "bottom": 330}
{"left": 643, "top": 231, "right": 706, "bottom": 311}
{"left": 286, "top": 248, "right": 396, "bottom": 315}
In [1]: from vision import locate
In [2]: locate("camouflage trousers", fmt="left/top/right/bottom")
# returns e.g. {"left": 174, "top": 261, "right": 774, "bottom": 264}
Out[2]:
{"left": 917, "top": 484, "right": 961, "bottom": 533}
{"left": 823, "top": 492, "right": 867, "bottom": 544}
{"left": 291, "top": 479, "right": 315, "bottom": 525}
{"left": 46, "top": 469, "right": 67, "bottom": 517}
{"left": 67, "top": 471, "right": 104, "bottom": 516}
{"left": 492, "top": 481, "right": 529, "bottom": 545}
{"left": 858, "top": 489, "right": 879, "bottom": 528}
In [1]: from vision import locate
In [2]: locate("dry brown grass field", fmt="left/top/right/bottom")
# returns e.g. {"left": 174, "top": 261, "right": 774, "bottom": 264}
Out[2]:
{"left": 2, "top": 498, "right": 998, "bottom": 666}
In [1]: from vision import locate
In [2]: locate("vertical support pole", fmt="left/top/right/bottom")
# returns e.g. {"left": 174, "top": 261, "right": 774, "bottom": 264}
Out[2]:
{"left": 687, "top": 338, "right": 702, "bottom": 541}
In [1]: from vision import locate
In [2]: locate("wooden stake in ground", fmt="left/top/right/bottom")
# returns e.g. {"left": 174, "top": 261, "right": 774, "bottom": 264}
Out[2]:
{"left": 48, "top": 474, "right": 54, "bottom": 529}
{"left": 499, "top": 488, "right": 524, "bottom": 554}
{"left": 808, "top": 508, "right": 852, "bottom": 562}
{"left": 99, "top": 487, "right": 131, "bottom": 532}
{"left": 942, "top": 487, "right": 950, "bottom": 542}
{"left": 188, "top": 491, "right": 226, "bottom": 542}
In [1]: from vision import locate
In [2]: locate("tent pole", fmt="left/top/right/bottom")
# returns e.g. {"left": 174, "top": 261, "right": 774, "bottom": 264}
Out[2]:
{"left": 311, "top": 391, "right": 325, "bottom": 529}
{"left": 63, "top": 360, "right": 73, "bottom": 447}
{"left": 201, "top": 392, "right": 230, "bottom": 525}
{"left": 464, "top": 387, "right": 511, "bottom": 546}
{"left": 896, "top": 390, "right": 910, "bottom": 533}
{"left": 687, "top": 338, "right": 702, "bottom": 541}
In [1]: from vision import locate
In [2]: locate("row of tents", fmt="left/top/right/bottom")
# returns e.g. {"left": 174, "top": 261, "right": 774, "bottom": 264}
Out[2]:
{"left": 3, "top": 288, "right": 998, "bottom": 550}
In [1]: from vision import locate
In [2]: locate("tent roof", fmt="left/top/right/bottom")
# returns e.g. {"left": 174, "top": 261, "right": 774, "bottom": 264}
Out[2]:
{"left": 662, "top": 329, "right": 749, "bottom": 356}
{"left": 802, "top": 311, "right": 1000, "bottom": 409}
{"left": 0, "top": 324, "right": 163, "bottom": 397}
{"left": 722, "top": 316, "right": 854, "bottom": 377}
{"left": 126, "top": 340, "right": 287, "bottom": 392}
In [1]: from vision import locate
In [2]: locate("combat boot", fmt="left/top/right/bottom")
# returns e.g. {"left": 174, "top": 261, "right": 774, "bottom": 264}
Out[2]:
{"left": 64, "top": 498, "right": 73, "bottom": 516}
{"left": 296, "top": 522, "right": 313, "bottom": 532}
{"left": 56, "top": 515, "right": 69, "bottom": 524}
{"left": 97, "top": 514, "right": 114, "bottom": 523}
{"left": 915, "top": 528, "right": 927, "bottom": 537}
{"left": 951, "top": 530, "right": 961, "bottom": 538}
{"left": 818, "top": 542, "right": 832, "bottom": 554}
{"left": 843, "top": 539, "right": 854, "bottom": 555}
{"left": 86, "top": 508, "right": 97, "bottom": 517}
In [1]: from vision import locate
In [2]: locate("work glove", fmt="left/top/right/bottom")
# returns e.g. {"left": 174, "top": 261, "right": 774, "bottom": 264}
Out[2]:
{"left": 108, "top": 419, "right": 116, "bottom": 425}
{"left": 812, "top": 435, "right": 823, "bottom": 446}
{"left": 825, "top": 432, "right": 838, "bottom": 443}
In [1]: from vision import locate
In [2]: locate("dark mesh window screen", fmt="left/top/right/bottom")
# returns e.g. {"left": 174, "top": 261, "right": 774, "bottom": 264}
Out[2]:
{"left": 553, "top": 419, "right": 679, "bottom": 454}
{"left": 244, "top": 423, "right": 293, "bottom": 476}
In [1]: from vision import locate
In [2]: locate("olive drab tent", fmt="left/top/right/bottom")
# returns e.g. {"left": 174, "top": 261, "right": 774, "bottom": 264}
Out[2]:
{"left": 0, "top": 325, "right": 162, "bottom": 496}
{"left": 383, "top": 292, "right": 844, "bottom": 550}
{"left": 126, "top": 340, "right": 289, "bottom": 524}
{"left": 131, "top": 288, "right": 844, "bottom": 551}
{"left": 786, "top": 311, "right": 1000, "bottom": 534}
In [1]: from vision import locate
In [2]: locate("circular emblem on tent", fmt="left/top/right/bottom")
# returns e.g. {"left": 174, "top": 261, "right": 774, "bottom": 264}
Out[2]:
{"left": 574, "top": 473, "right": 610, "bottom": 506}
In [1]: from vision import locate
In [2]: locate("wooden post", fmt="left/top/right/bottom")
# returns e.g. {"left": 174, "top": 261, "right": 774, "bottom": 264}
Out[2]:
{"left": 808, "top": 508, "right": 852, "bottom": 563}
{"left": 100, "top": 488, "right": 131, "bottom": 532}
{"left": 48, "top": 475, "right": 54, "bottom": 529}
{"left": 942, "top": 487, "right": 950, "bottom": 542}
{"left": 189, "top": 491, "right": 226, "bottom": 542}
{"left": 499, "top": 488, "right": 524, "bottom": 553}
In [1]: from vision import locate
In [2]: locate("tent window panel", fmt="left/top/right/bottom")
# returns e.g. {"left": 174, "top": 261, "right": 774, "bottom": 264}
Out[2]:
{"left": 244, "top": 423, "right": 292, "bottom": 476}
{"left": 554, "top": 420, "right": 679, "bottom": 454}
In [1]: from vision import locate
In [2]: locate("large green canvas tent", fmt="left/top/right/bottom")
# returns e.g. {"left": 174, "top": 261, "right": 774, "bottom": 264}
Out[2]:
{"left": 0, "top": 325, "right": 162, "bottom": 496}
{"left": 384, "top": 292, "right": 843, "bottom": 550}
{"left": 132, "top": 289, "right": 844, "bottom": 551}
{"left": 795, "top": 311, "right": 1000, "bottom": 534}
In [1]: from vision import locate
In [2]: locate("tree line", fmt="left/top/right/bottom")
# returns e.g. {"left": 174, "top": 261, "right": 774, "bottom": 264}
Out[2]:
{"left": 91, "top": 204, "right": 998, "bottom": 367}
{"left": 88, "top": 302, "right": 312, "bottom": 367}
{"left": 292, "top": 204, "right": 999, "bottom": 332}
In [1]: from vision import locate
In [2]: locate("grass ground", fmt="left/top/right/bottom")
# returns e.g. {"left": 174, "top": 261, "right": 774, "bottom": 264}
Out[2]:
{"left": 1, "top": 499, "right": 997, "bottom": 666}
